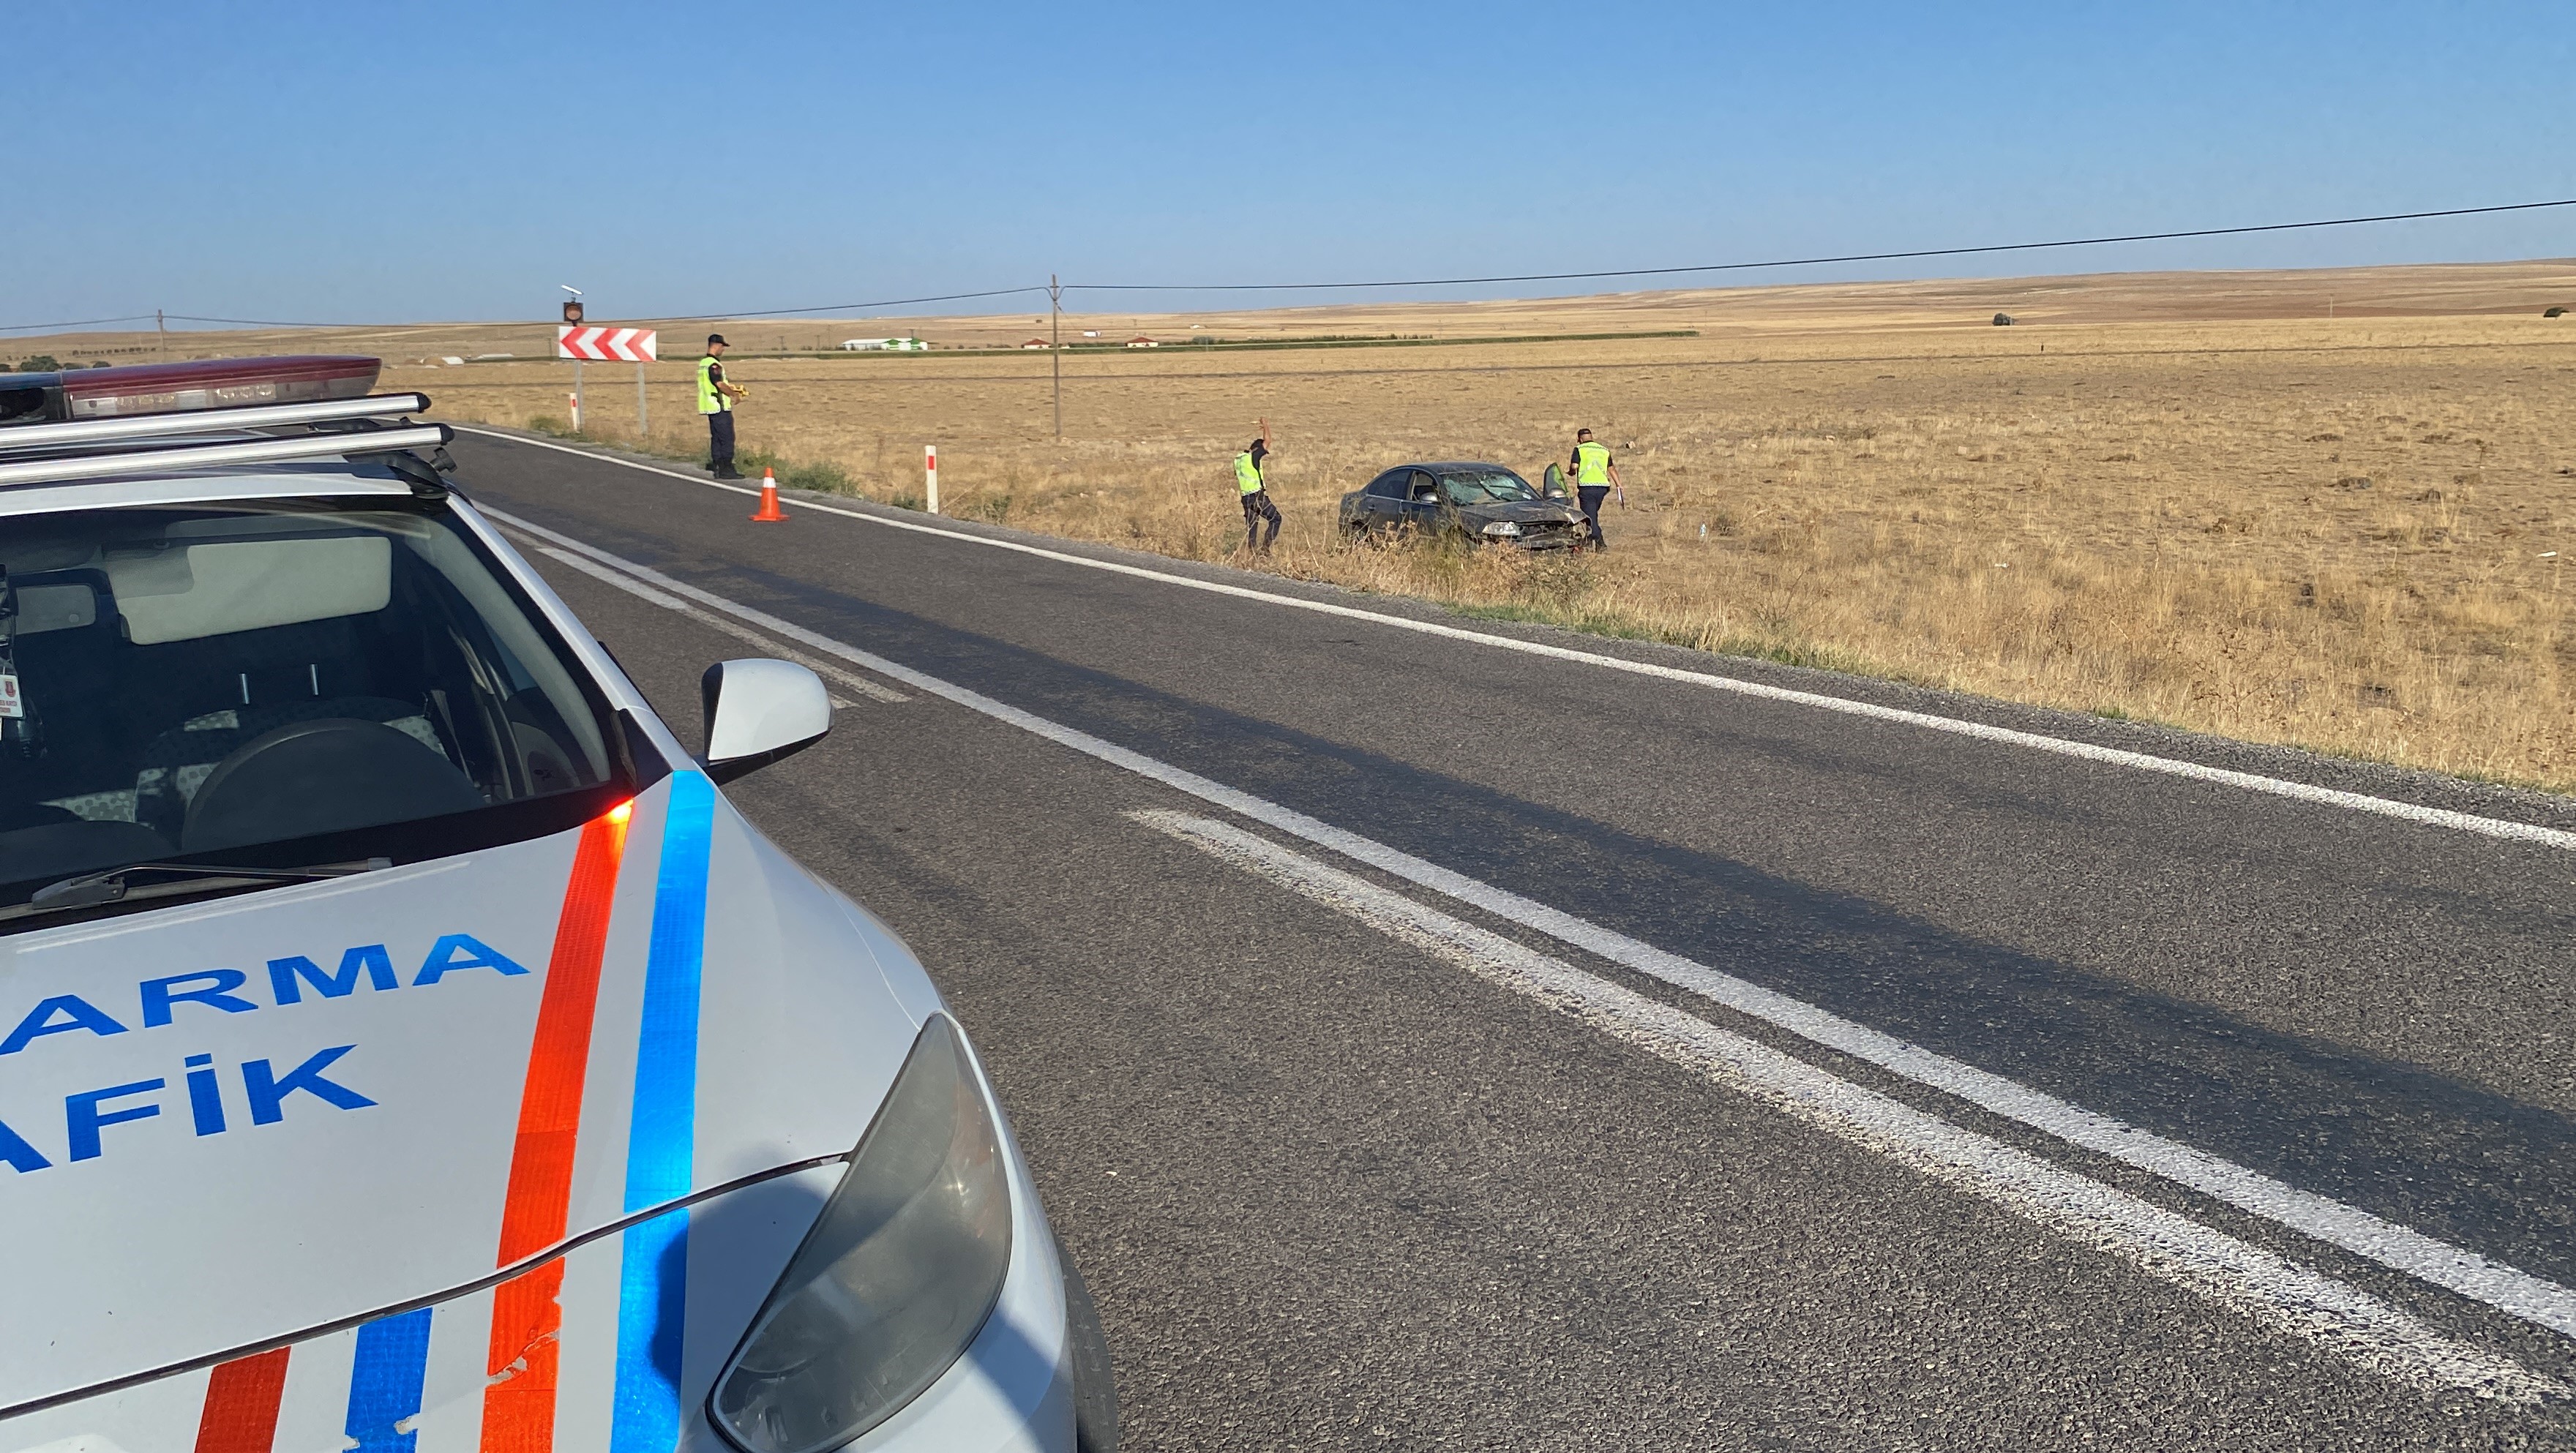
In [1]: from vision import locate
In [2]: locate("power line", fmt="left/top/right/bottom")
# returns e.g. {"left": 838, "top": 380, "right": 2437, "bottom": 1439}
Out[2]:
{"left": 150, "top": 286, "right": 1056, "bottom": 332}
{"left": 1063, "top": 198, "right": 2576, "bottom": 293}
{"left": 163, "top": 314, "right": 420, "bottom": 328}
{"left": 0, "top": 313, "right": 157, "bottom": 335}
{"left": 646, "top": 285, "right": 1051, "bottom": 323}
{"left": 11, "top": 196, "right": 2573, "bottom": 337}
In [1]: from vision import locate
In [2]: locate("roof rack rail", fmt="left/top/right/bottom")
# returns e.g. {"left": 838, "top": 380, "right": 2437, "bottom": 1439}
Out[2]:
{"left": 0, "top": 394, "right": 432, "bottom": 454}
{"left": 0, "top": 424, "right": 454, "bottom": 488}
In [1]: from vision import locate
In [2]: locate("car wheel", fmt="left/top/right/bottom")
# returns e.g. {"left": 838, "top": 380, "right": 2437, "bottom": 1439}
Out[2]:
{"left": 1059, "top": 1234, "right": 1119, "bottom": 1453}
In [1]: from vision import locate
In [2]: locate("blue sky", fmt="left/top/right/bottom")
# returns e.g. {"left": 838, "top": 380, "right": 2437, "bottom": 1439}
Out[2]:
{"left": 9, "top": 1, "right": 2574, "bottom": 328}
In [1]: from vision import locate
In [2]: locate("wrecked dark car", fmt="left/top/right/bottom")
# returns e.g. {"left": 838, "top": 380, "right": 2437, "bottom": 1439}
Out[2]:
{"left": 1337, "top": 462, "right": 1587, "bottom": 549}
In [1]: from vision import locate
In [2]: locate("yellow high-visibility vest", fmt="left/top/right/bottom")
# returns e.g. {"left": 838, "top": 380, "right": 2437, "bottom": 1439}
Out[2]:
{"left": 1235, "top": 451, "right": 1263, "bottom": 495}
{"left": 1574, "top": 441, "right": 1611, "bottom": 485}
{"left": 697, "top": 356, "right": 729, "bottom": 415}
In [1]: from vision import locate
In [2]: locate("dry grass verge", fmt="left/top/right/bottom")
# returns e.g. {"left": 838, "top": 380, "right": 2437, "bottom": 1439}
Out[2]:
{"left": 418, "top": 310, "right": 2576, "bottom": 792}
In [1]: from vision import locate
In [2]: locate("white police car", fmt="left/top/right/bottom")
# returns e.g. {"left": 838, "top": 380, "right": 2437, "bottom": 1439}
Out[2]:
{"left": 0, "top": 358, "right": 1115, "bottom": 1453}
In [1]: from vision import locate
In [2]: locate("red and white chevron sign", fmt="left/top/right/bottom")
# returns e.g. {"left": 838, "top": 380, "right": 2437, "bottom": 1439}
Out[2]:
{"left": 555, "top": 326, "right": 659, "bottom": 362}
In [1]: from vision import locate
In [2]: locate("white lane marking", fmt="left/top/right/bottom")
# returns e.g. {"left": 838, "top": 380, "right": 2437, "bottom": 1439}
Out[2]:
{"left": 1130, "top": 808, "right": 2562, "bottom": 1402}
{"left": 458, "top": 426, "right": 2576, "bottom": 852}
{"left": 525, "top": 541, "right": 910, "bottom": 704}
{"left": 536, "top": 543, "right": 689, "bottom": 608}
{"left": 476, "top": 505, "right": 2576, "bottom": 1343}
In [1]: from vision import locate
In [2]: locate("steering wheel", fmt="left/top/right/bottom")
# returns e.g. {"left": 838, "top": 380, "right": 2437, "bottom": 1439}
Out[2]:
{"left": 181, "top": 718, "right": 487, "bottom": 853}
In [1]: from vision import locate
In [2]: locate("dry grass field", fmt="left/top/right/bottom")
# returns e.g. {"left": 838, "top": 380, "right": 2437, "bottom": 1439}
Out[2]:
{"left": 18, "top": 261, "right": 2576, "bottom": 789}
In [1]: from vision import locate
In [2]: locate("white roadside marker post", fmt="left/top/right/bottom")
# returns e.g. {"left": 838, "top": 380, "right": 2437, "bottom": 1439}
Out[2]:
{"left": 569, "top": 390, "right": 582, "bottom": 433}
{"left": 926, "top": 446, "right": 940, "bottom": 515}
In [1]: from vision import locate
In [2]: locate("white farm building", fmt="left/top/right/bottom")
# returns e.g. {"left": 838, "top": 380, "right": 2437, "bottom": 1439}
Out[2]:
{"left": 841, "top": 337, "right": 929, "bottom": 352}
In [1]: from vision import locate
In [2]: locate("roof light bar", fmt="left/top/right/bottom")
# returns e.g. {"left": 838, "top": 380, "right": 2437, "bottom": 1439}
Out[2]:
{"left": 0, "top": 393, "right": 433, "bottom": 454}
{"left": 0, "top": 424, "right": 453, "bottom": 488}
{"left": 0, "top": 356, "right": 382, "bottom": 427}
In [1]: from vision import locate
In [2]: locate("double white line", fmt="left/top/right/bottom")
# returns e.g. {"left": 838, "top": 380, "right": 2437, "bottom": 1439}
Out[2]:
{"left": 483, "top": 503, "right": 2573, "bottom": 1404}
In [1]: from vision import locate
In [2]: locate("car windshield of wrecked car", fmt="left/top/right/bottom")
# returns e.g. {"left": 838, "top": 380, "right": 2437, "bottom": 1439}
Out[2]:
{"left": 1439, "top": 470, "right": 1539, "bottom": 505}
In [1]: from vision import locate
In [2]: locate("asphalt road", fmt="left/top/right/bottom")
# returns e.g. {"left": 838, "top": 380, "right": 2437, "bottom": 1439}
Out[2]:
{"left": 450, "top": 429, "right": 2576, "bottom": 1451}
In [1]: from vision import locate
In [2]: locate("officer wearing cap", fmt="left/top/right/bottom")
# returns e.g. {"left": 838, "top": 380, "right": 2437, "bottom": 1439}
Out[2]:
{"left": 1234, "top": 418, "right": 1280, "bottom": 554}
{"left": 697, "top": 334, "right": 747, "bottom": 479}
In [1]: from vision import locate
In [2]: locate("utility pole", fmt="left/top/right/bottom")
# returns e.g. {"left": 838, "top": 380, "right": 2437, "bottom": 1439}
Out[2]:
{"left": 1050, "top": 273, "right": 1063, "bottom": 440}
{"left": 156, "top": 309, "right": 168, "bottom": 361}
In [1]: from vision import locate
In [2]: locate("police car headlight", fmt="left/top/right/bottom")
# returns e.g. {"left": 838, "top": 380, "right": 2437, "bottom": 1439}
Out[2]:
{"left": 1480, "top": 521, "right": 1523, "bottom": 537}
{"left": 710, "top": 1016, "right": 1011, "bottom": 1453}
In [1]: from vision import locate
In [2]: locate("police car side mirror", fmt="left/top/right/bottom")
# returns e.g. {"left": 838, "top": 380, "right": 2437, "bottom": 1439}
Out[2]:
{"left": 699, "top": 658, "right": 831, "bottom": 784}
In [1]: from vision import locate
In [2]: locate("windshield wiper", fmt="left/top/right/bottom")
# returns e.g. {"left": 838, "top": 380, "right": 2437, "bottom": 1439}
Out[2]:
{"left": 29, "top": 857, "right": 393, "bottom": 912}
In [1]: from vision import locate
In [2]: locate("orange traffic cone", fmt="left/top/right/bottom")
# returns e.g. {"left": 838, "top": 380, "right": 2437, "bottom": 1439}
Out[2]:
{"left": 749, "top": 467, "right": 788, "bottom": 522}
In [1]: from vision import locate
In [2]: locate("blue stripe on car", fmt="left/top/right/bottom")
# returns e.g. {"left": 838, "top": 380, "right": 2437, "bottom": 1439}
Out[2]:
{"left": 343, "top": 1307, "right": 434, "bottom": 1453}
{"left": 611, "top": 773, "right": 716, "bottom": 1453}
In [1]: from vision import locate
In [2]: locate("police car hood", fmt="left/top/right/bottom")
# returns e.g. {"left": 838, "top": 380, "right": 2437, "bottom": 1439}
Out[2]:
{"left": 0, "top": 773, "right": 927, "bottom": 1412}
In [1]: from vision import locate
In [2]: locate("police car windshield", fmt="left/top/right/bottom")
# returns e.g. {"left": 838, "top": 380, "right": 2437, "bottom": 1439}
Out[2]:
{"left": 1439, "top": 469, "right": 1538, "bottom": 505}
{"left": 0, "top": 500, "right": 630, "bottom": 914}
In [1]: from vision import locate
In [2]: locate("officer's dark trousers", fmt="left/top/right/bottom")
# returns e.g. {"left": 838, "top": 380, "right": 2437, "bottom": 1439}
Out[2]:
{"left": 1577, "top": 486, "right": 1610, "bottom": 548}
{"left": 706, "top": 410, "right": 736, "bottom": 472}
{"left": 1243, "top": 489, "right": 1281, "bottom": 551}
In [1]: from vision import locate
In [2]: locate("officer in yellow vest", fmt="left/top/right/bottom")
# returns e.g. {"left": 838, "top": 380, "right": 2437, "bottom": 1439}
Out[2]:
{"left": 1568, "top": 427, "right": 1623, "bottom": 549}
{"left": 1234, "top": 418, "right": 1280, "bottom": 554}
{"left": 697, "top": 334, "right": 748, "bottom": 479}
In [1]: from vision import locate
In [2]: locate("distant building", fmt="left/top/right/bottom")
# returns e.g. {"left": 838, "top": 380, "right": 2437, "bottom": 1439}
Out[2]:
{"left": 842, "top": 337, "right": 928, "bottom": 351}
{"left": 1022, "top": 339, "right": 1051, "bottom": 350}
{"left": 1126, "top": 336, "right": 1158, "bottom": 349}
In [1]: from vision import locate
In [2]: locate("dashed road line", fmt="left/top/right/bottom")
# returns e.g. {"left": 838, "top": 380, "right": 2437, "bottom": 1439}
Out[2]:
{"left": 474, "top": 503, "right": 2576, "bottom": 1353}
{"left": 1130, "top": 807, "right": 2562, "bottom": 1403}
{"left": 458, "top": 427, "right": 2576, "bottom": 852}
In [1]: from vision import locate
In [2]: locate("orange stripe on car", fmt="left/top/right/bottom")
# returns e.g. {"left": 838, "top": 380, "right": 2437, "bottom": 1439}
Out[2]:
{"left": 480, "top": 802, "right": 632, "bottom": 1452}
{"left": 190, "top": 1348, "right": 290, "bottom": 1453}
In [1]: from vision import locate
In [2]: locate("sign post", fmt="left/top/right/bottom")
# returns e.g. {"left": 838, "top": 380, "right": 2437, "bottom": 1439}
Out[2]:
{"left": 561, "top": 294, "right": 585, "bottom": 431}
{"left": 556, "top": 326, "right": 660, "bottom": 438}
